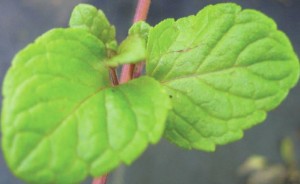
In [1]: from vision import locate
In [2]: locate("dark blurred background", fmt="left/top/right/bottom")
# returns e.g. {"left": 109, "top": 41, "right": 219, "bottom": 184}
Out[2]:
{"left": 1, "top": 0, "right": 300, "bottom": 183}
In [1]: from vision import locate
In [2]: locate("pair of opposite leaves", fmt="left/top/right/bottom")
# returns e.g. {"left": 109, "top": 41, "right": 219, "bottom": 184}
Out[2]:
{"left": 1, "top": 3, "right": 299, "bottom": 184}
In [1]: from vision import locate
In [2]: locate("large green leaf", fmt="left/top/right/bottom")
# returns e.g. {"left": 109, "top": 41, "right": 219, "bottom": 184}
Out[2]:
{"left": 147, "top": 3, "right": 299, "bottom": 151}
{"left": 69, "top": 4, "right": 117, "bottom": 51}
{"left": 1, "top": 28, "right": 171, "bottom": 183}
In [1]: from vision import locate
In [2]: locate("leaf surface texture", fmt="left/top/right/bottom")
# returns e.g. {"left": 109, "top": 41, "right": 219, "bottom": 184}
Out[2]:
{"left": 1, "top": 28, "right": 171, "bottom": 183}
{"left": 147, "top": 3, "right": 299, "bottom": 151}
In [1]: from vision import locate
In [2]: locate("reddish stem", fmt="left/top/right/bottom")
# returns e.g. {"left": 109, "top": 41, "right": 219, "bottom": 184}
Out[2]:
{"left": 133, "top": 0, "right": 151, "bottom": 23}
{"left": 92, "top": 175, "right": 108, "bottom": 184}
{"left": 119, "top": 64, "right": 135, "bottom": 84}
{"left": 92, "top": 1, "right": 151, "bottom": 183}
{"left": 119, "top": 0, "right": 151, "bottom": 84}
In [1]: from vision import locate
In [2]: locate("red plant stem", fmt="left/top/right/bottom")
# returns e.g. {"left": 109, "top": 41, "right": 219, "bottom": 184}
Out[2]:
{"left": 92, "top": 175, "right": 108, "bottom": 184}
{"left": 92, "top": 1, "right": 151, "bottom": 183}
{"left": 133, "top": 0, "right": 151, "bottom": 23}
{"left": 119, "top": 0, "right": 151, "bottom": 84}
{"left": 119, "top": 64, "right": 135, "bottom": 84}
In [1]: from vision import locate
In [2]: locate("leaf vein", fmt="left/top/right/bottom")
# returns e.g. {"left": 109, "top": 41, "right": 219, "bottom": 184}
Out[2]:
{"left": 15, "top": 86, "right": 108, "bottom": 171}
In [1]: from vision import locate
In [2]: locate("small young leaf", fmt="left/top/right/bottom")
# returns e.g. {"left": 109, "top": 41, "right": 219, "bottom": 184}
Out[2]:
{"left": 106, "top": 34, "right": 147, "bottom": 67}
{"left": 69, "top": 4, "right": 117, "bottom": 51}
{"left": 147, "top": 3, "right": 299, "bottom": 151}
{"left": 129, "top": 21, "right": 152, "bottom": 41}
{"left": 106, "top": 22, "right": 151, "bottom": 67}
{"left": 1, "top": 28, "right": 171, "bottom": 183}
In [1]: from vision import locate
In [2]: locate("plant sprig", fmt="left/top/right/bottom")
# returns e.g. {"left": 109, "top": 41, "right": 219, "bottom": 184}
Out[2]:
{"left": 1, "top": 2, "right": 299, "bottom": 184}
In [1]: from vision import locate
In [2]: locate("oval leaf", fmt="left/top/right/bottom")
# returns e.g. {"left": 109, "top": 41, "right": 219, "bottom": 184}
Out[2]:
{"left": 1, "top": 28, "right": 171, "bottom": 183}
{"left": 147, "top": 3, "right": 299, "bottom": 151}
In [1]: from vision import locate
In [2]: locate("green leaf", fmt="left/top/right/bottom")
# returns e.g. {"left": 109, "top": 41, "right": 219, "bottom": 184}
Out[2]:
{"left": 1, "top": 28, "right": 171, "bottom": 184}
{"left": 106, "top": 34, "right": 147, "bottom": 67}
{"left": 147, "top": 3, "right": 299, "bottom": 151}
{"left": 69, "top": 4, "right": 117, "bottom": 51}
{"left": 129, "top": 21, "right": 152, "bottom": 41}
{"left": 106, "top": 22, "right": 151, "bottom": 67}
